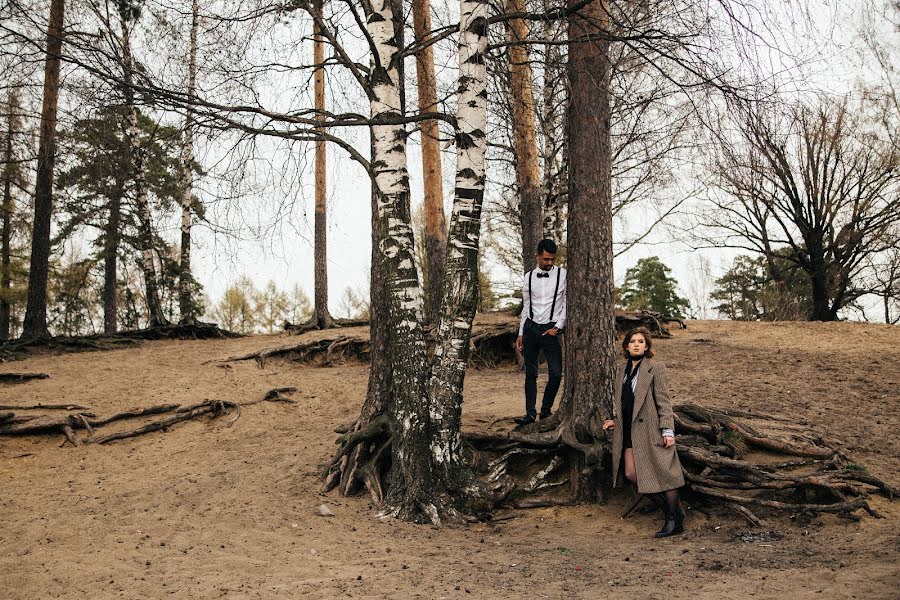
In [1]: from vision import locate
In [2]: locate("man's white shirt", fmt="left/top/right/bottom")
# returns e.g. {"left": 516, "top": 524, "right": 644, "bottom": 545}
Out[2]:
{"left": 519, "top": 266, "right": 567, "bottom": 335}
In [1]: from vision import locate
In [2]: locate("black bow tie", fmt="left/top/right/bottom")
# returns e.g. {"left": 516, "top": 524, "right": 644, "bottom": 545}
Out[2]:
{"left": 536, "top": 271, "right": 550, "bottom": 278}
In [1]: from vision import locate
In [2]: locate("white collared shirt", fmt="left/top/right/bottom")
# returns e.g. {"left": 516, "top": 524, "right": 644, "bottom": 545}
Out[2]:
{"left": 519, "top": 265, "right": 567, "bottom": 334}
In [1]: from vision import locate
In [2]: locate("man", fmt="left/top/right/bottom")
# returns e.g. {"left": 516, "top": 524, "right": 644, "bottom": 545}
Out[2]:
{"left": 514, "top": 239, "right": 567, "bottom": 426}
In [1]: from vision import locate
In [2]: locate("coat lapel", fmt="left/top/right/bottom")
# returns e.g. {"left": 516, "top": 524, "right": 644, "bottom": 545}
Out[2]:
{"left": 613, "top": 361, "right": 626, "bottom": 418}
{"left": 631, "top": 359, "right": 653, "bottom": 421}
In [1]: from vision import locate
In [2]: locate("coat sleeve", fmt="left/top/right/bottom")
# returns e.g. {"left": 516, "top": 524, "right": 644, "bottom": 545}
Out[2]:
{"left": 652, "top": 362, "right": 675, "bottom": 430}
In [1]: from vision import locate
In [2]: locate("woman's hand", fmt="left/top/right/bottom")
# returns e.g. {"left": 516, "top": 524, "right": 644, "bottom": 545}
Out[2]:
{"left": 602, "top": 420, "right": 615, "bottom": 431}
{"left": 662, "top": 435, "right": 675, "bottom": 448}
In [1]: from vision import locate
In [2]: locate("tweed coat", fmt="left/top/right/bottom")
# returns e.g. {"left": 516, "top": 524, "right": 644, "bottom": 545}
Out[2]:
{"left": 610, "top": 358, "right": 685, "bottom": 494}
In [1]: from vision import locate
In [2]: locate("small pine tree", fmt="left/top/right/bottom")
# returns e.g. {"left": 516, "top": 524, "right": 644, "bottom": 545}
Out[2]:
{"left": 617, "top": 256, "right": 690, "bottom": 317}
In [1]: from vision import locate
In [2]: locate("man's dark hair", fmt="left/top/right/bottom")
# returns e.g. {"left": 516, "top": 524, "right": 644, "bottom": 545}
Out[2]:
{"left": 536, "top": 239, "right": 558, "bottom": 255}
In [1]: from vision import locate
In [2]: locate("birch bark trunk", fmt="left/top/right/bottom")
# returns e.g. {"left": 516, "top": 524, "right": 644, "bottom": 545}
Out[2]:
{"left": 426, "top": 0, "right": 489, "bottom": 492}
{"left": 119, "top": 10, "right": 168, "bottom": 327}
{"left": 559, "top": 0, "right": 616, "bottom": 498}
{"left": 506, "top": 0, "right": 543, "bottom": 267}
{"left": 102, "top": 189, "right": 122, "bottom": 334}
{"left": 178, "top": 0, "right": 199, "bottom": 324}
{"left": 411, "top": 0, "right": 447, "bottom": 323}
{"left": 366, "top": 0, "right": 440, "bottom": 522}
{"left": 22, "top": 0, "right": 65, "bottom": 340}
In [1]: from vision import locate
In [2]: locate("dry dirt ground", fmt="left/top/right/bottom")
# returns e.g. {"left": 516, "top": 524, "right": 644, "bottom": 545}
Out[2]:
{"left": 1, "top": 319, "right": 898, "bottom": 599}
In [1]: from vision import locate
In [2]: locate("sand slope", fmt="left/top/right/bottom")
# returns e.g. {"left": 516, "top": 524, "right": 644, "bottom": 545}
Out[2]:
{"left": 1, "top": 320, "right": 898, "bottom": 599}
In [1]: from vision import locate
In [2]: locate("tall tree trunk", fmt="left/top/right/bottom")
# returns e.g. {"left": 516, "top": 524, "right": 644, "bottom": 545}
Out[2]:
{"left": 102, "top": 191, "right": 121, "bottom": 333}
{"left": 559, "top": 0, "right": 616, "bottom": 499}
{"left": 541, "top": 16, "right": 566, "bottom": 243}
{"left": 119, "top": 10, "right": 167, "bottom": 328}
{"left": 426, "top": 0, "right": 489, "bottom": 492}
{"left": 312, "top": 0, "right": 334, "bottom": 328}
{"left": 1, "top": 90, "right": 19, "bottom": 341}
{"left": 22, "top": 0, "right": 65, "bottom": 340}
{"left": 178, "top": 0, "right": 199, "bottom": 324}
{"left": 506, "top": 0, "right": 543, "bottom": 268}
{"left": 366, "top": 0, "right": 438, "bottom": 523}
{"left": 411, "top": 0, "right": 447, "bottom": 323}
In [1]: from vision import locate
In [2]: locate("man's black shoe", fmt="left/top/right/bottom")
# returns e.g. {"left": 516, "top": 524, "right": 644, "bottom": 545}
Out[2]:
{"left": 539, "top": 412, "right": 552, "bottom": 420}
{"left": 514, "top": 415, "right": 536, "bottom": 426}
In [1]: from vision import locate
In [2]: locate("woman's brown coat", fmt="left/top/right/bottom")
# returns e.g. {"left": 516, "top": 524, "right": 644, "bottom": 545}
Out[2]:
{"left": 610, "top": 358, "right": 685, "bottom": 494}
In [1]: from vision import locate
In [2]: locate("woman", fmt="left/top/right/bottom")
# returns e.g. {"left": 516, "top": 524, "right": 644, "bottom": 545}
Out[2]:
{"left": 603, "top": 327, "right": 685, "bottom": 537}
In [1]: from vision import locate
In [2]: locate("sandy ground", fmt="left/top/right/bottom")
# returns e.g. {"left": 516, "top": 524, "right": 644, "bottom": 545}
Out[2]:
{"left": 1, "top": 319, "right": 898, "bottom": 599}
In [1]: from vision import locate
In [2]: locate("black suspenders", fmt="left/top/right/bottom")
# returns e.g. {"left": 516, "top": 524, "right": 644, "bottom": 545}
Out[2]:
{"left": 528, "top": 268, "right": 561, "bottom": 323}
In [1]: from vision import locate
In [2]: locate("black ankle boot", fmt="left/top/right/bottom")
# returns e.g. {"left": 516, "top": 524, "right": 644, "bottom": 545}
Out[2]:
{"left": 655, "top": 510, "right": 684, "bottom": 538}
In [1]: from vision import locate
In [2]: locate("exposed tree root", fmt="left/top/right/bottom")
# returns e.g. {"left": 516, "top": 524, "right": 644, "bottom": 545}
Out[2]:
{"left": 0, "top": 402, "right": 89, "bottom": 411}
{"left": 283, "top": 318, "right": 369, "bottom": 335}
{"left": 0, "top": 373, "right": 50, "bottom": 383}
{"left": 0, "top": 387, "right": 296, "bottom": 447}
{"left": 0, "top": 324, "right": 237, "bottom": 363}
{"left": 110, "top": 322, "right": 240, "bottom": 341}
{"left": 459, "top": 403, "right": 895, "bottom": 523}
{"left": 221, "top": 336, "right": 371, "bottom": 368}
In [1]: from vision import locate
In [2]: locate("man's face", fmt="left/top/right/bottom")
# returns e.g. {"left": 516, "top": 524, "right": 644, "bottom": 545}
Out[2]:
{"left": 536, "top": 251, "right": 557, "bottom": 271}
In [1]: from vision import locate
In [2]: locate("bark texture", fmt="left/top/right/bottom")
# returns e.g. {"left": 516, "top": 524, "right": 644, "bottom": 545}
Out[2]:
{"left": 313, "top": 0, "right": 334, "bottom": 329}
{"left": 426, "top": 0, "right": 490, "bottom": 492}
{"left": 506, "top": 0, "right": 543, "bottom": 268}
{"left": 102, "top": 189, "right": 122, "bottom": 334}
{"left": 558, "top": 0, "right": 616, "bottom": 497}
{"left": 1, "top": 90, "right": 18, "bottom": 340}
{"left": 22, "top": 0, "right": 65, "bottom": 340}
{"left": 411, "top": 0, "right": 447, "bottom": 323}
{"left": 119, "top": 9, "right": 167, "bottom": 327}
{"left": 178, "top": 0, "right": 199, "bottom": 324}
{"left": 367, "top": 0, "right": 438, "bottom": 522}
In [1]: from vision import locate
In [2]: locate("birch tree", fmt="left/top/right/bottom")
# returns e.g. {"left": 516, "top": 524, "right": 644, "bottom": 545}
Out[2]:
{"left": 117, "top": 1, "right": 168, "bottom": 327}
{"left": 177, "top": 0, "right": 199, "bottom": 324}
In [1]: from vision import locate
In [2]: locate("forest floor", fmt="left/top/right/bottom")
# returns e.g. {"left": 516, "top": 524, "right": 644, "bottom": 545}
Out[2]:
{"left": 1, "top": 318, "right": 898, "bottom": 599}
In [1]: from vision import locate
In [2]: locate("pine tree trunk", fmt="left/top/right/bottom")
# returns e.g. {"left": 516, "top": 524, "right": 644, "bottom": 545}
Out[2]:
{"left": 102, "top": 192, "right": 121, "bottom": 334}
{"left": 312, "top": 0, "right": 334, "bottom": 329}
{"left": 22, "top": 0, "right": 65, "bottom": 340}
{"left": 506, "top": 0, "right": 543, "bottom": 267}
{"left": 178, "top": 0, "right": 199, "bottom": 324}
{"left": 541, "top": 17, "right": 566, "bottom": 242}
{"left": 426, "top": 0, "right": 489, "bottom": 492}
{"left": 120, "top": 11, "right": 167, "bottom": 328}
{"left": 366, "top": 0, "right": 439, "bottom": 522}
{"left": 0, "top": 90, "right": 18, "bottom": 341}
{"left": 559, "top": 0, "right": 616, "bottom": 498}
{"left": 411, "top": 0, "right": 447, "bottom": 324}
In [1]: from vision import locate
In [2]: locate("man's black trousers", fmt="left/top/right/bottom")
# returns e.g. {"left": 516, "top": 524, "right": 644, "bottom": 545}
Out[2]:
{"left": 522, "top": 319, "right": 563, "bottom": 418}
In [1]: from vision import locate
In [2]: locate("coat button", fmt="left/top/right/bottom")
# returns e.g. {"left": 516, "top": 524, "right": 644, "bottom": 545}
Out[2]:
{"left": 638, "top": 418, "right": 644, "bottom": 423}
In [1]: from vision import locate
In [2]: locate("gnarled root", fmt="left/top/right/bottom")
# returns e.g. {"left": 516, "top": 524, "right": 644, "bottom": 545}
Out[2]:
{"left": 0, "top": 387, "right": 296, "bottom": 447}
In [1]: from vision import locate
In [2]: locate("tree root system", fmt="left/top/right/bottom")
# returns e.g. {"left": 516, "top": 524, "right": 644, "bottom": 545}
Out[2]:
{"left": 0, "top": 373, "right": 50, "bottom": 384}
{"left": 460, "top": 403, "right": 895, "bottom": 523}
{"left": 283, "top": 318, "right": 369, "bottom": 335}
{"left": 221, "top": 336, "right": 371, "bottom": 368}
{"left": 0, "top": 324, "right": 237, "bottom": 362}
{"left": 0, "top": 387, "right": 296, "bottom": 447}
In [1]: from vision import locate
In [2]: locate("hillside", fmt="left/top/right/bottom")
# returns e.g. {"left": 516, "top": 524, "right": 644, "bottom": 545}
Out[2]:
{"left": 1, "top": 319, "right": 897, "bottom": 599}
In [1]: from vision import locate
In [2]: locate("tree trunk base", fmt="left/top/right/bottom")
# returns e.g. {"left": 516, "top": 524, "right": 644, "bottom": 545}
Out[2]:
{"left": 326, "top": 401, "right": 895, "bottom": 525}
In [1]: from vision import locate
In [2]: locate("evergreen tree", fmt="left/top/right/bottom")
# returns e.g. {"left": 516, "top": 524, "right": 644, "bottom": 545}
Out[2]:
{"left": 617, "top": 256, "right": 690, "bottom": 317}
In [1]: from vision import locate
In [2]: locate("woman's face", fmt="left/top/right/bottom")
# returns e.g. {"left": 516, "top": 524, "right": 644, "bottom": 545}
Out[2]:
{"left": 627, "top": 334, "right": 648, "bottom": 358}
